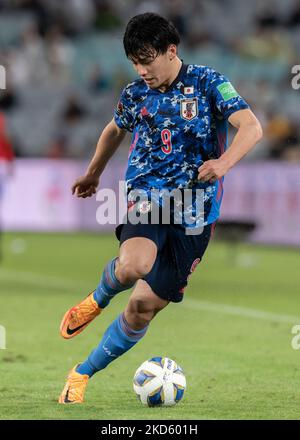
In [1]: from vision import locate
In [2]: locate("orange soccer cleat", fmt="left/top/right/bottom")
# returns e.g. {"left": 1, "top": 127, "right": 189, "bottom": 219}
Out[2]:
{"left": 60, "top": 291, "right": 102, "bottom": 339}
{"left": 58, "top": 364, "right": 89, "bottom": 404}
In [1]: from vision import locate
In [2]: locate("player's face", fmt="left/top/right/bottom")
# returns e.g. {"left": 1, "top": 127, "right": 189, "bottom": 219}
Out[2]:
{"left": 130, "top": 45, "right": 177, "bottom": 89}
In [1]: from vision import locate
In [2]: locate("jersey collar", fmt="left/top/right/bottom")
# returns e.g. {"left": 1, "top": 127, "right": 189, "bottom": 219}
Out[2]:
{"left": 150, "top": 60, "right": 188, "bottom": 94}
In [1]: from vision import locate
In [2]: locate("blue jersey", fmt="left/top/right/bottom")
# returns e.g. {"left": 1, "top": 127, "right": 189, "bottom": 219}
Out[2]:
{"left": 114, "top": 63, "right": 249, "bottom": 227}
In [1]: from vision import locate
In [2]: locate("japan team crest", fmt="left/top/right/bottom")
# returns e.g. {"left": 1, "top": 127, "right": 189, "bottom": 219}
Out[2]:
{"left": 180, "top": 97, "right": 198, "bottom": 121}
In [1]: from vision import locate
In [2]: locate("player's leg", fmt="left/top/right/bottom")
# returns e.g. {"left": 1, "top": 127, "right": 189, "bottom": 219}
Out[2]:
{"left": 58, "top": 280, "right": 169, "bottom": 403}
{"left": 79, "top": 279, "right": 168, "bottom": 376}
{"left": 60, "top": 235, "right": 157, "bottom": 339}
{"left": 94, "top": 235, "right": 158, "bottom": 307}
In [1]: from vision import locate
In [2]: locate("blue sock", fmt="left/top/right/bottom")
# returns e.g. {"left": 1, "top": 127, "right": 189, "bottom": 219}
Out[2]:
{"left": 76, "top": 313, "right": 148, "bottom": 377}
{"left": 93, "top": 258, "right": 135, "bottom": 309}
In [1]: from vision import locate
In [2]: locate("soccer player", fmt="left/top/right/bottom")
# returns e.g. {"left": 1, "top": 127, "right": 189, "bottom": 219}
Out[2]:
{"left": 58, "top": 13, "right": 262, "bottom": 403}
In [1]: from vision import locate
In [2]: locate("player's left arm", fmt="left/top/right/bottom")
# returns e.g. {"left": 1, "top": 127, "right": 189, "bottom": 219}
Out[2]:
{"left": 198, "top": 108, "right": 263, "bottom": 183}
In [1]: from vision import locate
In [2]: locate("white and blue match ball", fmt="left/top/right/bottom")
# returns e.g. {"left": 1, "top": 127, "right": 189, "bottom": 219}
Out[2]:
{"left": 133, "top": 357, "right": 186, "bottom": 407}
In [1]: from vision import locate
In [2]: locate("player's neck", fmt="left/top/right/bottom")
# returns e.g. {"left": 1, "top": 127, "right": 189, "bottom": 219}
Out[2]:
{"left": 158, "top": 58, "right": 182, "bottom": 93}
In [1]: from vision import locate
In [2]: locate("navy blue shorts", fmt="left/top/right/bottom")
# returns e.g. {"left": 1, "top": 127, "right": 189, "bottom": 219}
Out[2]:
{"left": 115, "top": 222, "right": 216, "bottom": 303}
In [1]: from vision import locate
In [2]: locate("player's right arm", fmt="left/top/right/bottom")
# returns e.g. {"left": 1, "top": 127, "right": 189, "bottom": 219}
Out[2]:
{"left": 72, "top": 118, "right": 126, "bottom": 198}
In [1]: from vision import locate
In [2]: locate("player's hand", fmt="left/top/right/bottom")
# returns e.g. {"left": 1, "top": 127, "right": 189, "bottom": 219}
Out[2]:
{"left": 71, "top": 174, "right": 99, "bottom": 198}
{"left": 197, "top": 158, "right": 230, "bottom": 183}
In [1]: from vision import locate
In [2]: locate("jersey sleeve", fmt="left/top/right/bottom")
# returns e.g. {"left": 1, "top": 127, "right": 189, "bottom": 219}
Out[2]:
{"left": 114, "top": 86, "right": 135, "bottom": 132}
{"left": 205, "top": 69, "right": 249, "bottom": 119}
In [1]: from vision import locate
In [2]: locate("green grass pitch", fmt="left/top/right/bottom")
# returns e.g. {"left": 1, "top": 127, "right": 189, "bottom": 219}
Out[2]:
{"left": 0, "top": 232, "right": 300, "bottom": 420}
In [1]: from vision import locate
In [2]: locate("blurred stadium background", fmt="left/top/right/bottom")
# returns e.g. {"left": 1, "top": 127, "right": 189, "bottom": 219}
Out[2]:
{"left": 0, "top": 0, "right": 300, "bottom": 420}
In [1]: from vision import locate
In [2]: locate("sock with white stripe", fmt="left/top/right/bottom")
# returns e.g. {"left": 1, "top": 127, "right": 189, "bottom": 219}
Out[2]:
{"left": 76, "top": 313, "right": 148, "bottom": 377}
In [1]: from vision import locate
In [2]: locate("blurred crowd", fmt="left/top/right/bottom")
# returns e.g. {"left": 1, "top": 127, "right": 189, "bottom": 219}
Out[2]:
{"left": 0, "top": 0, "right": 299, "bottom": 161}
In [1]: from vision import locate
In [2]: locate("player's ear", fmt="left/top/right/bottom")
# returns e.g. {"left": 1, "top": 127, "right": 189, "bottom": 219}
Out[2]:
{"left": 167, "top": 44, "right": 177, "bottom": 60}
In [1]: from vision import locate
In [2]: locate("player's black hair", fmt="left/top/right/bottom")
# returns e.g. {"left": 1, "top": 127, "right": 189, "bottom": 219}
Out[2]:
{"left": 123, "top": 13, "right": 180, "bottom": 61}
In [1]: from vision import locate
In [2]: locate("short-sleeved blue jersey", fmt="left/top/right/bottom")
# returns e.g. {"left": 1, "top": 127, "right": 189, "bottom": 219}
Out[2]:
{"left": 114, "top": 63, "right": 249, "bottom": 227}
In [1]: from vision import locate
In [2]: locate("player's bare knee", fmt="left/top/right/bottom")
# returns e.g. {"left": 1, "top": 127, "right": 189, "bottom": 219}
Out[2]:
{"left": 135, "top": 259, "right": 154, "bottom": 278}
{"left": 116, "top": 260, "right": 153, "bottom": 285}
{"left": 116, "top": 262, "right": 138, "bottom": 284}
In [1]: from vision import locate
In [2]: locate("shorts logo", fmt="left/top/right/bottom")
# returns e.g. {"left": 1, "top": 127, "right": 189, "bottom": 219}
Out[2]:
{"left": 180, "top": 98, "right": 198, "bottom": 121}
{"left": 179, "top": 258, "right": 201, "bottom": 294}
{"left": 190, "top": 258, "right": 201, "bottom": 273}
{"left": 138, "top": 201, "right": 152, "bottom": 214}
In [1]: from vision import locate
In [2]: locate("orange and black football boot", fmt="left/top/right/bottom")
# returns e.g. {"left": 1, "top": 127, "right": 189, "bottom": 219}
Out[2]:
{"left": 60, "top": 291, "right": 101, "bottom": 339}
{"left": 58, "top": 364, "right": 89, "bottom": 404}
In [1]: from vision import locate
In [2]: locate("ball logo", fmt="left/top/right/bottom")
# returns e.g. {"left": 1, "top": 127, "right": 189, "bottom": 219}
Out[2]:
{"left": 163, "top": 372, "right": 172, "bottom": 382}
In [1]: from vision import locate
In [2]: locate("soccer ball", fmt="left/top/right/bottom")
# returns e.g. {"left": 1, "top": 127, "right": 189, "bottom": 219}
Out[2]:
{"left": 133, "top": 357, "right": 186, "bottom": 407}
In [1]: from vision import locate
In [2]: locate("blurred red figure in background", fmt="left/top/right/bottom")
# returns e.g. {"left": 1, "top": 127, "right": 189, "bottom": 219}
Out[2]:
{"left": 0, "top": 111, "right": 15, "bottom": 260}
{"left": 0, "top": 112, "right": 14, "bottom": 167}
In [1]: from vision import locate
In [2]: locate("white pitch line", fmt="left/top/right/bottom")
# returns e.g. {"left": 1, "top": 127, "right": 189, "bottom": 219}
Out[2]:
{"left": 1, "top": 268, "right": 299, "bottom": 325}
{"left": 0, "top": 268, "right": 88, "bottom": 291}
{"left": 182, "top": 298, "right": 300, "bottom": 325}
